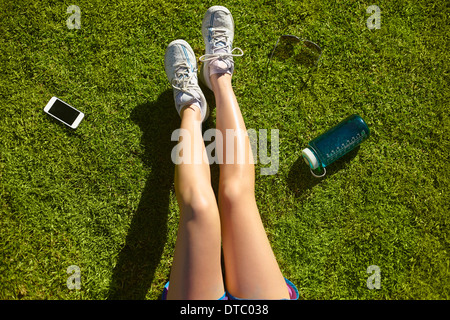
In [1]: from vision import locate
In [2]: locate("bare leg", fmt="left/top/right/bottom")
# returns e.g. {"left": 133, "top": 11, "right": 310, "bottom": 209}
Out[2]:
{"left": 167, "top": 106, "right": 225, "bottom": 300}
{"left": 212, "top": 74, "right": 290, "bottom": 299}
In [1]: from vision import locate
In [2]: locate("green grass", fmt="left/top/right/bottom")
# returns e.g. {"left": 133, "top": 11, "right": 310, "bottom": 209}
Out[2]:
{"left": 0, "top": 0, "right": 448, "bottom": 299}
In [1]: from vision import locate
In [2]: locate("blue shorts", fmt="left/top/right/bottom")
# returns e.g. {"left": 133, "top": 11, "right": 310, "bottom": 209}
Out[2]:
{"left": 162, "top": 278, "right": 299, "bottom": 300}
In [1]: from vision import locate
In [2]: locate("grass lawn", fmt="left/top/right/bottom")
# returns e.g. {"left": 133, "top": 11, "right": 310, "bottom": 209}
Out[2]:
{"left": 0, "top": 0, "right": 448, "bottom": 299}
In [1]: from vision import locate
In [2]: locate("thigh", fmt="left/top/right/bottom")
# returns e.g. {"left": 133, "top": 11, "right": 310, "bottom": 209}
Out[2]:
{"left": 167, "top": 187, "right": 225, "bottom": 300}
{"left": 218, "top": 182, "right": 290, "bottom": 299}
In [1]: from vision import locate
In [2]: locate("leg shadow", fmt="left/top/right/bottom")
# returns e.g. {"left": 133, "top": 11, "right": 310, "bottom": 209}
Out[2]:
{"left": 287, "top": 146, "right": 360, "bottom": 200}
{"left": 108, "top": 89, "right": 178, "bottom": 299}
{"left": 201, "top": 83, "right": 221, "bottom": 199}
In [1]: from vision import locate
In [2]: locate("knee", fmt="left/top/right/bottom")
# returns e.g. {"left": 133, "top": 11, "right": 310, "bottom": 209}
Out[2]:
{"left": 177, "top": 186, "right": 216, "bottom": 219}
{"left": 219, "top": 179, "right": 254, "bottom": 208}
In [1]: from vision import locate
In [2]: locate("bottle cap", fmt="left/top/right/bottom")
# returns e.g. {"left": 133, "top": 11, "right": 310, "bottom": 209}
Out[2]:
{"left": 302, "top": 148, "right": 319, "bottom": 169}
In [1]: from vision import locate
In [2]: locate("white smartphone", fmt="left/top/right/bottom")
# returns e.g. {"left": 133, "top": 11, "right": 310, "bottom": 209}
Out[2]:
{"left": 44, "top": 97, "right": 84, "bottom": 129}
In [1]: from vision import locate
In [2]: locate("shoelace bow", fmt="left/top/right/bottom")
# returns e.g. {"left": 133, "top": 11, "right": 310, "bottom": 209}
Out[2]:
{"left": 199, "top": 28, "right": 244, "bottom": 62}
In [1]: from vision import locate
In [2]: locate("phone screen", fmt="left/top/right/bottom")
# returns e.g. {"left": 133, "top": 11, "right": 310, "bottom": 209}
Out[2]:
{"left": 48, "top": 99, "right": 80, "bottom": 125}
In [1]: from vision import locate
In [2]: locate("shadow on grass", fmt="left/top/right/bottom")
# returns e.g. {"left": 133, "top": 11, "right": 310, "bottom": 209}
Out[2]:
{"left": 287, "top": 146, "right": 360, "bottom": 200}
{"left": 108, "top": 89, "right": 179, "bottom": 299}
{"left": 200, "top": 82, "right": 221, "bottom": 198}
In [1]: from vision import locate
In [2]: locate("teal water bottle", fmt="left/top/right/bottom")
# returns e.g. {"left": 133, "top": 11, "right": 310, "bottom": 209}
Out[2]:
{"left": 302, "top": 114, "right": 370, "bottom": 177}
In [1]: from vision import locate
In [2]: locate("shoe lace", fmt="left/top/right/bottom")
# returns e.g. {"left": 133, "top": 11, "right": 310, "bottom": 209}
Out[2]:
{"left": 199, "top": 28, "right": 244, "bottom": 62}
{"left": 171, "top": 61, "right": 197, "bottom": 92}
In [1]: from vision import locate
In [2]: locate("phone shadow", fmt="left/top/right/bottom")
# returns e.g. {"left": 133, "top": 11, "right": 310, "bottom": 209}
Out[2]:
{"left": 108, "top": 89, "right": 178, "bottom": 299}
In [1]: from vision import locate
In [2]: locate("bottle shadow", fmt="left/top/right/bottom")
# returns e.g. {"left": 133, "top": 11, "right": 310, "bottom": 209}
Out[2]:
{"left": 108, "top": 89, "right": 178, "bottom": 299}
{"left": 287, "top": 146, "right": 360, "bottom": 200}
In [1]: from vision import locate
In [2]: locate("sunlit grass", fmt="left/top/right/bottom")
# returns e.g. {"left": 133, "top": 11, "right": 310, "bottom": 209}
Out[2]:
{"left": 0, "top": 0, "right": 448, "bottom": 299}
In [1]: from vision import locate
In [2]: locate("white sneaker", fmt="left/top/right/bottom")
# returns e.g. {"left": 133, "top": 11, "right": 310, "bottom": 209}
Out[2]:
{"left": 199, "top": 6, "right": 244, "bottom": 90}
{"left": 164, "top": 39, "right": 209, "bottom": 122}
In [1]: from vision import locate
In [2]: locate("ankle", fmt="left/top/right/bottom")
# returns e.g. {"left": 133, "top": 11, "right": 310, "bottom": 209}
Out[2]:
{"left": 209, "top": 58, "right": 233, "bottom": 77}
{"left": 210, "top": 73, "right": 232, "bottom": 92}
{"left": 180, "top": 104, "right": 202, "bottom": 121}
